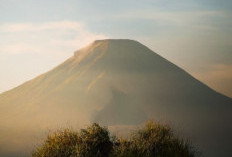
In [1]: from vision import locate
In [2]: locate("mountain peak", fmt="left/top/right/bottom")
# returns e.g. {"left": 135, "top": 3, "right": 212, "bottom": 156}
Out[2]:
{"left": 86, "top": 39, "right": 143, "bottom": 50}
{"left": 73, "top": 39, "right": 146, "bottom": 60}
{"left": 0, "top": 39, "right": 231, "bottom": 157}
{"left": 93, "top": 39, "right": 138, "bottom": 43}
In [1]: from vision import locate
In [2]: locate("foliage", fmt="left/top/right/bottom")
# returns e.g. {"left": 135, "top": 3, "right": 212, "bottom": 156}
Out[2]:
{"left": 111, "top": 121, "right": 199, "bottom": 157}
{"left": 32, "top": 128, "right": 79, "bottom": 157}
{"left": 76, "top": 123, "right": 112, "bottom": 157}
{"left": 32, "top": 121, "right": 199, "bottom": 157}
{"left": 32, "top": 123, "right": 112, "bottom": 157}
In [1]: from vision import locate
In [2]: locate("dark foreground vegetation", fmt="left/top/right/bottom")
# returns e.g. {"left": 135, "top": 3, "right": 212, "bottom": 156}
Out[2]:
{"left": 32, "top": 121, "right": 200, "bottom": 157}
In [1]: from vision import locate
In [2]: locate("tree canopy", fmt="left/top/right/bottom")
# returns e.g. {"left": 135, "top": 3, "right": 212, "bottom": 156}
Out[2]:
{"left": 32, "top": 121, "right": 199, "bottom": 157}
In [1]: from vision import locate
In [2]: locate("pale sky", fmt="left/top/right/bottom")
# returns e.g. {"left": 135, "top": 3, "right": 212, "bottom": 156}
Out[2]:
{"left": 0, "top": 0, "right": 232, "bottom": 97}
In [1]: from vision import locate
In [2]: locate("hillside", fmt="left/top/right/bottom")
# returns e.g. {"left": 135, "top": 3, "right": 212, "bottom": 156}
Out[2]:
{"left": 0, "top": 39, "right": 231, "bottom": 157}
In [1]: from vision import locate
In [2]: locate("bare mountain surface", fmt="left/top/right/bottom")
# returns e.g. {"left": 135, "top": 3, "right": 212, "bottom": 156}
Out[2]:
{"left": 0, "top": 39, "right": 231, "bottom": 156}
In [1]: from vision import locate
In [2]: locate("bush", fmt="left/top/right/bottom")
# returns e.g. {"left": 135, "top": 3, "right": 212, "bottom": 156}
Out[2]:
{"left": 111, "top": 121, "right": 198, "bottom": 157}
{"left": 32, "top": 123, "right": 112, "bottom": 157}
{"left": 32, "top": 128, "right": 79, "bottom": 157}
{"left": 32, "top": 121, "right": 199, "bottom": 157}
{"left": 76, "top": 123, "right": 113, "bottom": 157}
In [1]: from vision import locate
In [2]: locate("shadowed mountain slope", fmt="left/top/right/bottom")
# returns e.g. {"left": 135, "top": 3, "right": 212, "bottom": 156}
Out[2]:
{"left": 0, "top": 39, "right": 231, "bottom": 157}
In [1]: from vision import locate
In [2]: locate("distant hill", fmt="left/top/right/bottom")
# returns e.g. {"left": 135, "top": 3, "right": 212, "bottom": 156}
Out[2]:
{"left": 0, "top": 39, "right": 231, "bottom": 157}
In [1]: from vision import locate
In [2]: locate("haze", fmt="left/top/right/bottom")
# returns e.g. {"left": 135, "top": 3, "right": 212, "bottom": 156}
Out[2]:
{"left": 0, "top": 0, "right": 232, "bottom": 97}
{"left": 1, "top": 39, "right": 231, "bottom": 157}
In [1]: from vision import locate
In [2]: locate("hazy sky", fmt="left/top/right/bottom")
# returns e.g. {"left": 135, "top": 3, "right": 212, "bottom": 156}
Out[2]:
{"left": 0, "top": 0, "right": 232, "bottom": 97}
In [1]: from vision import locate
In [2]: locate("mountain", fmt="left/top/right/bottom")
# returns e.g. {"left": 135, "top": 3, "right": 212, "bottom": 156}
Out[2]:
{"left": 0, "top": 39, "right": 231, "bottom": 157}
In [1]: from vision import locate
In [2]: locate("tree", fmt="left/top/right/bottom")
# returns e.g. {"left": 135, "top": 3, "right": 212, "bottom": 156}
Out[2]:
{"left": 112, "top": 121, "right": 199, "bottom": 157}
{"left": 32, "top": 121, "right": 200, "bottom": 157}
{"left": 32, "top": 123, "right": 112, "bottom": 157}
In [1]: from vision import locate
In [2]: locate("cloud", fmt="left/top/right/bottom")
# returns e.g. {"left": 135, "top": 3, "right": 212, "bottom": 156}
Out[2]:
{"left": 0, "top": 21, "right": 108, "bottom": 94}
{"left": 114, "top": 10, "right": 229, "bottom": 30}
{"left": 0, "top": 21, "right": 108, "bottom": 56}
{"left": 0, "top": 43, "right": 39, "bottom": 55}
{"left": 0, "top": 21, "right": 82, "bottom": 32}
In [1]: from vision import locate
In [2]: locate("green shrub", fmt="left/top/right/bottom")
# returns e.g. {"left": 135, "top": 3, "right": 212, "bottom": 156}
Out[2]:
{"left": 32, "top": 121, "right": 199, "bottom": 157}
{"left": 76, "top": 123, "right": 113, "bottom": 157}
{"left": 32, "top": 123, "right": 112, "bottom": 157}
{"left": 32, "top": 128, "right": 79, "bottom": 157}
{"left": 111, "top": 121, "right": 198, "bottom": 157}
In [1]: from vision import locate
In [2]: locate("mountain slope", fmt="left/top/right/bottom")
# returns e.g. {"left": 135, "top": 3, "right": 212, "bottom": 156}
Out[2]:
{"left": 0, "top": 39, "right": 231, "bottom": 157}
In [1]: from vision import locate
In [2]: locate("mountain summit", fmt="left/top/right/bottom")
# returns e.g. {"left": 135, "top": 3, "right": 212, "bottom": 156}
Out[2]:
{"left": 0, "top": 39, "right": 231, "bottom": 157}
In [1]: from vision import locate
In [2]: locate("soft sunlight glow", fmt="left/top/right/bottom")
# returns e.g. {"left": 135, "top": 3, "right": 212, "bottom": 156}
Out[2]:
{"left": 0, "top": 21, "right": 108, "bottom": 93}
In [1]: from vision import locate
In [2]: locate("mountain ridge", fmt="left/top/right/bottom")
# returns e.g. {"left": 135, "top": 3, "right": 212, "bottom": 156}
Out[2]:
{"left": 0, "top": 39, "right": 231, "bottom": 157}
{"left": 2, "top": 39, "right": 230, "bottom": 99}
